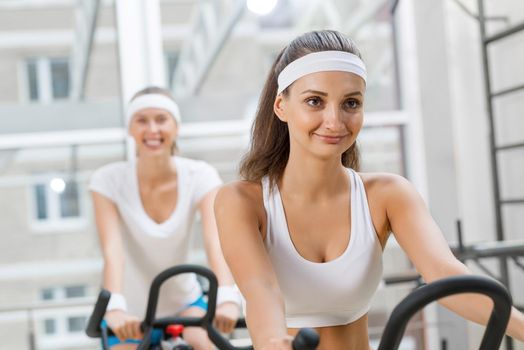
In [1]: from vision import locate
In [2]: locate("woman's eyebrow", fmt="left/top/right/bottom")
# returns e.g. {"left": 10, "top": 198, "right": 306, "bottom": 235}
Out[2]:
{"left": 300, "top": 89, "right": 327, "bottom": 96}
{"left": 344, "top": 91, "right": 363, "bottom": 97}
{"left": 299, "top": 90, "right": 363, "bottom": 97}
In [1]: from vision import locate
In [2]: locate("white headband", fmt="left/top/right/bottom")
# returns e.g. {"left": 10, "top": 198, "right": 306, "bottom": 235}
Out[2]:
{"left": 277, "top": 51, "right": 367, "bottom": 94}
{"left": 126, "top": 94, "right": 181, "bottom": 125}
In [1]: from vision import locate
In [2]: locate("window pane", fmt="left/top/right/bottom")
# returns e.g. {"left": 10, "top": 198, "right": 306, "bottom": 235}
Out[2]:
{"left": 166, "top": 52, "right": 179, "bottom": 88}
{"left": 59, "top": 181, "right": 79, "bottom": 218}
{"left": 43, "top": 319, "right": 56, "bottom": 335}
{"left": 26, "top": 60, "right": 39, "bottom": 101}
{"left": 67, "top": 316, "right": 86, "bottom": 333}
{"left": 40, "top": 288, "right": 54, "bottom": 300}
{"left": 65, "top": 285, "right": 86, "bottom": 298}
{"left": 50, "top": 59, "right": 70, "bottom": 99}
{"left": 34, "top": 184, "right": 48, "bottom": 220}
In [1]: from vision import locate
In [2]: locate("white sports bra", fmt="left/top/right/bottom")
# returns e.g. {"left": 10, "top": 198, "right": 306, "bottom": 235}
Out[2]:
{"left": 262, "top": 168, "right": 383, "bottom": 328}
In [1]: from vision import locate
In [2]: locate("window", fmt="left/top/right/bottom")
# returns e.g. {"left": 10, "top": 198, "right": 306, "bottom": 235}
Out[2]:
{"left": 165, "top": 51, "right": 179, "bottom": 89}
{"left": 65, "top": 285, "right": 86, "bottom": 299}
{"left": 34, "top": 184, "right": 48, "bottom": 220}
{"left": 50, "top": 59, "right": 70, "bottom": 99}
{"left": 67, "top": 316, "right": 87, "bottom": 333}
{"left": 25, "top": 57, "right": 70, "bottom": 103}
{"left": 59, "top": 182, "right": 80, "bottom": 218}
{"left": 38, "top": 285, "right": 90, "bottom": 341}
{"left": 43, "top": 319, "right": 56, "bottom": 335}
{"left": 31, "top": 177, "right": 83, "bottom": 229}
{"left": 40, "top": 288, "right": 55, "bottom": 301}
{"left": 41, "top": 285, "right": 87, "bottom": 300}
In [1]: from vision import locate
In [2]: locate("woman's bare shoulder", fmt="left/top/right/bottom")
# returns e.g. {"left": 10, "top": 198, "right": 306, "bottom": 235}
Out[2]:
{"left": 215, "top": 180, "right": 265, "bottom": 213}
{"left": 358, "top": 171, "right": 411, "bottom": 191}
{"left": 358, "top": 171, "right": 422, "bottom": 210}
{"left": 215, "top": 180, "right": 267, "bottom": 237}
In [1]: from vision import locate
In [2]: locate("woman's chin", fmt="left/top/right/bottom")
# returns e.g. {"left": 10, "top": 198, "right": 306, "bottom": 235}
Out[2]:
{"left": 138, "top": 146, "right": 170, "bottom": 156}
{"left": 312, "top": 145, "right": 349, "bottom": 159}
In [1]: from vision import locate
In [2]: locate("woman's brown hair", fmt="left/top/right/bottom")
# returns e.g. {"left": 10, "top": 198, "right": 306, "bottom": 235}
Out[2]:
{"left": 239, "top": 30, "right": 363, "bottom": 184}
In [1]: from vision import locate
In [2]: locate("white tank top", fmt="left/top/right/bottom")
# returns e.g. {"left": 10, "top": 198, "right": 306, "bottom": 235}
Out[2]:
{"left": 262, "top": 168, "right": 383, "bottom": 328}
{"left": 89, "top": 157, "right": 222, "bottom": 317}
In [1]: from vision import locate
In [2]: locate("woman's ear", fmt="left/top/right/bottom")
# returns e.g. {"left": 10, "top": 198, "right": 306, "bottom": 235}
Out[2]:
{"left": 274, "top": 94, "right": 287, "bottom": 122}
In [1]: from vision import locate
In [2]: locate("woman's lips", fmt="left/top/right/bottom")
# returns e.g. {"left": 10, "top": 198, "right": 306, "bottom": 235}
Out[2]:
{"left": 143, "top": 139, "right": 163, "bottom": 147}
{"left": 313, "top": 133, "right": 348, "bottom": 144}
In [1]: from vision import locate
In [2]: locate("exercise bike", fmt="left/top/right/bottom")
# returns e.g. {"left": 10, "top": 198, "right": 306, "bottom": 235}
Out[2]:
{"left": 86, "top": 265, "right": 511, "bottom": 350}
{"left": 85, "top": 264, "right": 319, "bottom": 350}
{"left": 377, "top": 274, "right": 512, "bottom": 350}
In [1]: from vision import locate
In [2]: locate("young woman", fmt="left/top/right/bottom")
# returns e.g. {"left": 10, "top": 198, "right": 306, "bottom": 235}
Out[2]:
{"left": 90, "top": 86, "right": 242, "bottom": 349}
{"left": 214, "top": 30, "right": 524, "bottom": 349}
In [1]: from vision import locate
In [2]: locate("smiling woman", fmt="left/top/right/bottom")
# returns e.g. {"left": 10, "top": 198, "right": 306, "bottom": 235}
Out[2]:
{"left": 127, "top": 87, "right": 181, "bottom": 156}
{"left": 213, "top": 30, "right": 524, "bottom": 350}
{"left": 88, "top": 86, "right": 243, "bottom": 350}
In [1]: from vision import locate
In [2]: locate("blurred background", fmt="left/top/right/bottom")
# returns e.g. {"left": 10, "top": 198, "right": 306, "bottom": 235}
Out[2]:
{"left": 0, "top": 0, "right": 523, "bottom": 349}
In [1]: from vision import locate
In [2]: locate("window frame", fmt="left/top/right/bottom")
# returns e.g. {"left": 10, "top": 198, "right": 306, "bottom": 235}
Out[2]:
{"left": 37, "top": 285, "right": 91, "bottom": 341}
{"left": 21, "top": 56, "right": 71, "bottom": 103}
{"left": 27, "top": 174, "right": 86, "bottom": 233}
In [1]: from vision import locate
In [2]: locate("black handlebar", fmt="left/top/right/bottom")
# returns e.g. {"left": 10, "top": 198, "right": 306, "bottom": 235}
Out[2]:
{"left": 87, "top": 267, "right": 510, "bottom": 350}
{"left": 85, "top": 288, "right": 110, "bottom": 338}
{"left": 377, "top": 275, "right": 512, "bottom": 350}
{"left": 138, "top": 265, "right": 222, "bottom": 350}
{"left": 85, "top": 264, "right": 319, "bottom": 350}
{"left": 292, "top": 328, "right": 320, "bottom": 350}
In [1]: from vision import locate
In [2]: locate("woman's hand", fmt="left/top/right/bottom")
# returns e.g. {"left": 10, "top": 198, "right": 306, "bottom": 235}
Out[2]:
{"left": 105, "top": 310, "right": 142, "bottom": 341}
{"left": 262, "top": 335, "right": 294, "bottom": 350}
{"left": 213, "top": 302, "right": 240, "bottom": 333}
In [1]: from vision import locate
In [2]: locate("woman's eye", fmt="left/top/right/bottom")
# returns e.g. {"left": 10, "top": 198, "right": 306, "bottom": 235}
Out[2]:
{"left": 344, "top": 99, "right": 361, "bottom": 109}
{"left": 305, "top": 97, "right": 322, "bottom": 107}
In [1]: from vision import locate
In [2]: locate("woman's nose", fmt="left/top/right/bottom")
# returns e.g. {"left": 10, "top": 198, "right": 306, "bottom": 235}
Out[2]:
{"left": 147, "top": 120, "right": 159, "bottom": 131}
{"left": 323, "top": 104, "right": 345, "bottom": 130}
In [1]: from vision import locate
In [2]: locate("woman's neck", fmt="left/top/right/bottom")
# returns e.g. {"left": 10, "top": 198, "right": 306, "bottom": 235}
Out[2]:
{"left": 280, "top": 151, "right": 348, "bottom": 201}
{"left": 136, "top": 154, "right": 177, "bottom": 185}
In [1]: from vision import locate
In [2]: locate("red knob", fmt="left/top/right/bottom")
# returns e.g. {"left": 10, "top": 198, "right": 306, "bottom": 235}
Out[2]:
{"left": 166, "top": 324, "right": 184, "bottom": 338}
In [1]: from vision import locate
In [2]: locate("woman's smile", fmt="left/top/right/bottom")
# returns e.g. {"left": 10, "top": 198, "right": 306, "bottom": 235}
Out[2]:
{"left": 312, "top": 133, "right": 349, "bottom": 144}
{"left": 142, "top": 137, "right": 164, "bottom": 148}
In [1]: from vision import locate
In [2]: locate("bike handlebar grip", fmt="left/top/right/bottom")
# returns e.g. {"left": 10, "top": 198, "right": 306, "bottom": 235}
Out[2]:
{"left": 292, "top": 328, "right": 320, "bottom": 350}
{"left": 377, "top": 275, "right": 512, "bottom": 350}
{"left": 144, "top": 265, "right": 218, "bottom": 328}
{"left": 85, "top": 289, "right": 111, "bottom": 338}
{"left": 136, "top": 327, "right": 153, "bottom": 350}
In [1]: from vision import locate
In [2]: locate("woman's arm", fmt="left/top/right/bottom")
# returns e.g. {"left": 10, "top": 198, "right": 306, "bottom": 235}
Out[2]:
{"left": 199, "top": 188, "right": 236, "bottom": 287}
{"left": 92, "top": 191, "right": 125, "bottom": 293}
{"left": 92, "top": 191, "right": 141, "bottom": 340}
{"left": 214, "top": 183, "right": 291, "bottom": 349}
{"left": 383, "top": 174, "right": 524, "bottom": 341}
{"left": 199, "top": 188, "right": 241, "bottom": 333}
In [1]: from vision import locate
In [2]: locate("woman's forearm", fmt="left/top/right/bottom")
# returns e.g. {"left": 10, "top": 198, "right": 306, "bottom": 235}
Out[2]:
{"left": 92, "top": 192, "right": 125, "bottom": 293}
{"left": 202, "top": 216, "right": 235, "bottom": 286}
{"left": 200, "top": 190, "right": 236, "bottom": 286}
{"left": 103, "top": 257, "right": 124, "bottom": 292}
{"left": 419, "top": 258, "right": 522, "bottom": 341}
{"left": 245, "top": 287, "right": 289, "bottom": 349}
{"left": 438, "top": 283, "right": 524, "bottom": 341}
{"left": 507, "top": 307, "right": 524, "bottom": 340}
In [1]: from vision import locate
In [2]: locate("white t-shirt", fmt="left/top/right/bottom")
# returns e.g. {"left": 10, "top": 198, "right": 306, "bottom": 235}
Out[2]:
{"left": 89, "top": 156, "right": 222, "bottom": 317}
